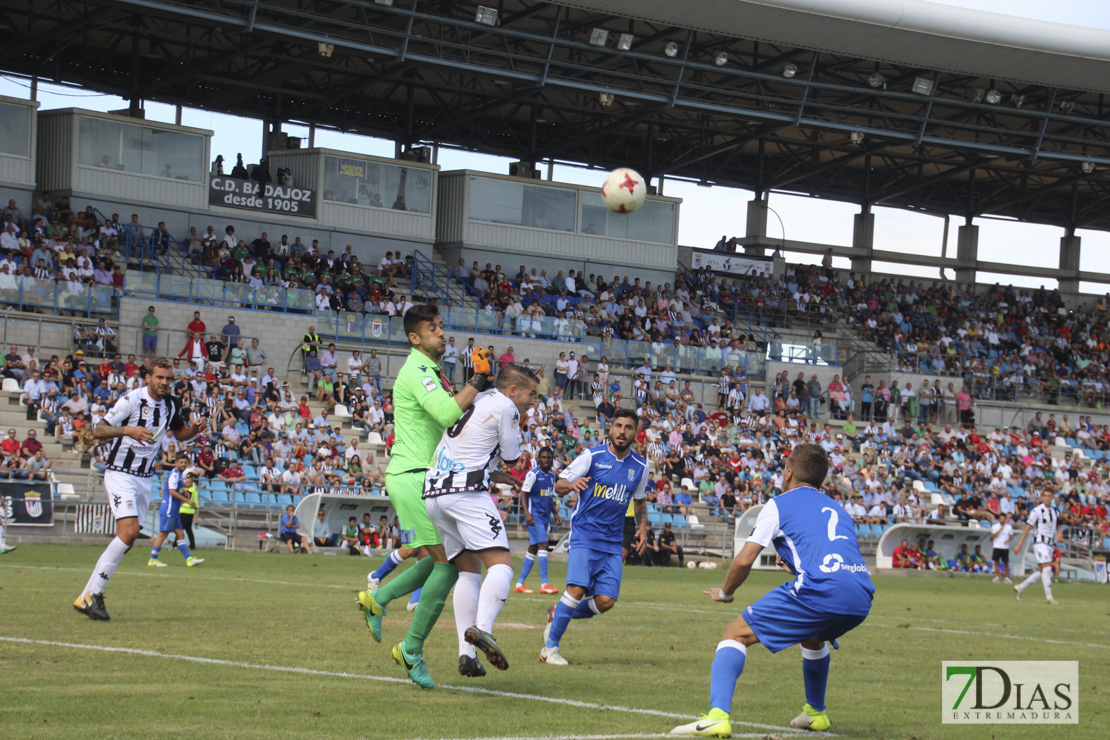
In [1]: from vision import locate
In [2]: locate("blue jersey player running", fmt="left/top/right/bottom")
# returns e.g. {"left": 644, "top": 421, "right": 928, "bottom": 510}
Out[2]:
{"left": 671, "top": 443, "right": 873, "bottom": 737}
{"left": 514, "top": 447, "right": 563, "bottom": 595}
{"left": 540, "top": 409, "right": 648, "bottom": 666}
{"left": 148, "top": 455, "right": 204, "bottom": 568}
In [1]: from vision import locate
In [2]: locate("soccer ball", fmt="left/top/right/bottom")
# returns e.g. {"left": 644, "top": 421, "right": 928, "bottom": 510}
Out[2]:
{"left": 686, "top": 561, "right": 697, "bottom": 569}
{"left": 601, "top": 167, "right": 647, "bottom": 213}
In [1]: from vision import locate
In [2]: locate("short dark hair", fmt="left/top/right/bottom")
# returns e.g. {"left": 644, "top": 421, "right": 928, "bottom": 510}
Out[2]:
{"left": 787, "top": 443, "right": 828, "bottom": 488}
{"left": 495, "top": 363, "right": 538, "bottom": 392}
{"left": 403, "top": 303, "right": 439, "bottom": 339}
{"left": 612, "top": 408, "right": 638, "bottom": 426}
{"left": 538, "top": 446, "right": 554, "bottom": 457}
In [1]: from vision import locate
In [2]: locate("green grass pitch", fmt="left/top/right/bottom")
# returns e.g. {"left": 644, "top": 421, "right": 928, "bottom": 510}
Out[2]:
{"left": 1, "top": 546, "right": 1106, "bottom": 739}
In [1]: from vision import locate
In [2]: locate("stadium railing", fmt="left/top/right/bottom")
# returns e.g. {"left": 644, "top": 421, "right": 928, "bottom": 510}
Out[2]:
{"left": 0, "top": 278, "right": 117, "bottom": 319}
{"left": 93, "top": 208, "right": 198, "bottom": 277}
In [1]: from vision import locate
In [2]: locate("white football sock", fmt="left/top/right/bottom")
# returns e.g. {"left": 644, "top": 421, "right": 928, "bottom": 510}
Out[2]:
{"left": 84, "top": 537, "right": 132, "bottom": 595}
{"left": 453, "top": 571, "right": 482, "bottom": 659}
{"left": 1041, "top": 567, "right": 1054, "bottom": 599}
{"left": 476, "top": 563, "right": 514, "bottom": 634}
{"left": 1017, "top": 570, "right": 1041, "bottom": 591}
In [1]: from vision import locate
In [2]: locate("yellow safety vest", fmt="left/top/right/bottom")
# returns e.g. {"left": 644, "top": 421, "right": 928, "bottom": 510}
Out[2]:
{"left": 302, "top": 333, "right": 320, "bottom": 352}
{"left": 179, "top": 485, "right": 199, "bottom": 515}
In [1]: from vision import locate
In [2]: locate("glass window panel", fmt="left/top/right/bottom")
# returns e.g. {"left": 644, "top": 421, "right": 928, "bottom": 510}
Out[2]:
{"left": 580, "top": 193, "right": 674, "bottom": 244}
{"left": 0, "top": 102, "right": 31, "bottom": 157}
{"left": 77, "top": 117, "right": 204, "bottom": 181}
{"left": 468, "top": 177, "right": 576, "bottom": 231}
{"left": 321, "top": 156, "right": 432, "bottom": 214}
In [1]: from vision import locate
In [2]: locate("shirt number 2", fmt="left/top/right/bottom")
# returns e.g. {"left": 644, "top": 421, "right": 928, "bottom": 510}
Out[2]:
{"left": 821, "top": 507, "right": 849, "bottom": 542}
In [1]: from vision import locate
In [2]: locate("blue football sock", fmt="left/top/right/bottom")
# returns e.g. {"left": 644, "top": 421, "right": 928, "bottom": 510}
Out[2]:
{"left": 517, "top": 552, "right": 535, "bottom": 585}
{"left": 149, "top": 546, "right": 161, "bottom": 560}
{"left": 801, "top": 644, "right": 830, "bottom": 712}
{"left": 177, "top": 541, "right": 192, "bottom": 560}
{"left": 570, "top": 597, "right": 599, "bottom": 619}
{"left": 709, "top": 640, "right": 747, "bottom": 716}
{"left": 372, "top": 550, "right": 405, "bottom": 581}
{"left": 409, "top": 587, "right": 422, "bottom": 605}
{"left": 546, "top": 592, "right": 578, "bottom": 649}
{"left": 538, "top": 550, "right": 549, "bottom": 584}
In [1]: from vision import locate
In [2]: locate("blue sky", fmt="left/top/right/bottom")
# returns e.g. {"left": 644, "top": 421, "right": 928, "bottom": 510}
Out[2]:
{"left": 2, "top": 0, "right": 1108, "bottom": 292}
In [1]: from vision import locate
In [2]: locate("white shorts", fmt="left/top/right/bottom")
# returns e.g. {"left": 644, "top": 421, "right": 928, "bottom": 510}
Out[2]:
{"left": 425, "top": 492, "right": 509, "bottom": 561}
{"left": 105, "top": 470, "right": 153, "bottom": 521}
{"left": 1033, "top": 543, "right": 1054, "bottom": 565}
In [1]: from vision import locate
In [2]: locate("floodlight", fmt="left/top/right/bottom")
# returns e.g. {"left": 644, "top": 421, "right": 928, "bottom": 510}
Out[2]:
{"left": 373, "top": 0, "right": 394, "bottom": 5}
{"left": 911, "top": 76, "right": 934, "bottom": 96}
{"left": 849, "top": 131, "right": 865, "bottom": 145}
{"left": 1082, "top": 162, "right": 1096, "bottom": 174}
{"left": 868, "top": 72, "right": 885, "bottom": 88}
{"left": 475, "top": 6, "right": 498, "bottom": 26}
{"left": 1059, "top": 101, "right": 1075, "bottom": 113}
{"left": 1010, "top": 93, "right": 1025, "bottom": 108}
{"left": 617, "top": 33, "right": 634, "bottom": 51}
{"left": 985, "top": 89, "right": 1002, "bottom": 104}
{"left": 782, "top": 63, "right": 798, "bottom": 78}
{"left": 589, "top": 28, "right": 609, "bottom": 47}
{"left": 714, "top": 52, "right": 728, "bottom": 67}
{"left": 664, "top": 42, "right": 679, "bottom": 58}
{"left": 318, "top": 42, "right": 334, "bottom": 58}
{"left": 599, "top": 92, "right": 615, "bottom": 107}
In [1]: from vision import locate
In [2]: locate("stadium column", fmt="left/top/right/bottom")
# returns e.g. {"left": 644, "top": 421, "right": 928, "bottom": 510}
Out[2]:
{"left": 955, "top": 220, "right": 978, "bottom": 285}
{"left": 745, "top": 196, "right": 768, "bottom": 256}
{"left": 851, "top": 210, "right": 874, "bottom": 275}
{"left": 1059, "top": 229, "right": 1081, "bottom": 302}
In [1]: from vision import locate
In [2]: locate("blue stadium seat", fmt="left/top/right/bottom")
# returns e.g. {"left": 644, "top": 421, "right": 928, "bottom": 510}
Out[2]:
{"left": 648, "top": 511, "right": 663, "bottom": 526}
{"left": 924, "top": 481, "right": 939, "bottom": 493}
{"left": 1066, "top": 437, "right": 1077, "bottom": 447}
{"left": 206, "top": 480, "right": 230, "bottom": 504}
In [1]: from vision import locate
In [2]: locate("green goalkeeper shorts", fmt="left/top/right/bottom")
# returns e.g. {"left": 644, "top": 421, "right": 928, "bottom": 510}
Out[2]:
{"left": 385, "top": 470, "right": 441, "bottom": 548}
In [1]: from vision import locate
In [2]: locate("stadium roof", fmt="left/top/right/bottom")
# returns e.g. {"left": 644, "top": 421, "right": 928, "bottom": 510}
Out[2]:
{"left": 556, "top": 0, "right": 1110, "bottom": 95}
{"left": 3, "top": 0, "right": 1110, "bottom": 230}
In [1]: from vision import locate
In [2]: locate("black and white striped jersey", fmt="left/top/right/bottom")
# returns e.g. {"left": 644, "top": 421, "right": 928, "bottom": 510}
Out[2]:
{"left": 103, "top": 387, "right": 186, "bottom": 478}
{"left": 1026, "top": 503, "right": 1060, "bottom": 545}
{"left": 423, "top": 389, "right": 522, "bottom": 498}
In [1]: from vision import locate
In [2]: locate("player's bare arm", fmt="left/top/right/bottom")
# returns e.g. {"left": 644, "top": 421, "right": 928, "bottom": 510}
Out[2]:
{"left": 633, "top": 497, "right": 648, "bottom": 555}
{"left": 172, "top": 415, "right": 209, "bottom": 442}
{"left": 706, "top": 540, "right": 763, "bottom": 603}
{"left": 92, "top": 422, "right": 152, "bottom": 443}
{"left": 555, "top": 477, "right": 590, "bottom": 495}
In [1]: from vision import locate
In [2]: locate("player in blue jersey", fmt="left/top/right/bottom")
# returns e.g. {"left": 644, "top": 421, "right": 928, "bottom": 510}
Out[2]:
{"left": 540, "top": 409, "right": 648, "bottom": 666}
{"left": 147, "top": 455, "right": 204, "bottom": 567}
{"left": 514, "top": 447, "right": 563, "bottom": 595}
{"left": 671, "top": 443, "right": 874, "bottom": 737}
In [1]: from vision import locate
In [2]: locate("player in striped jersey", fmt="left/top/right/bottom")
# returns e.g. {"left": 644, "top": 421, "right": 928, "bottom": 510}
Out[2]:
{"left": 424, "top": 363, "right": 537, "bottom": 677}
{"left": 74, "top": 359, "right": 208, "bottom": 621}
{"left": 1012, "top": 490, "right": 1062, "bottom": 604}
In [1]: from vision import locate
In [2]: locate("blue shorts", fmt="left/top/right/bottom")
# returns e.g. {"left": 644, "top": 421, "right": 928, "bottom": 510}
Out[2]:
{"left": 528, "top": 517, "right": 550, "bottom": 546}
{"left": 142, "top": 334, "right": 157, "bottom": 351}
{"left": 566, "top": 546, "right": 622, "bottom": 600}
{"left": 158, "top": 509, "right": 182, "bottom": 533}
{"left": 743, "top": 582, "right": 868, "bottom": 653}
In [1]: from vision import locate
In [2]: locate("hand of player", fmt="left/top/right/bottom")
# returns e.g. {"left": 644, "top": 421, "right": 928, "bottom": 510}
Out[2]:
{"left": 193, "top": 417, "right": 210, "bottom": 436}
{"left": 569, "top": 477, "right": 591, "bottom": 492}
{"left": 125, "top": 426, "right": 154, "bottom": 444}
{"left": 704, "top": 587, "right": 735, "bottom": 603}
{"left": 524, "top": 512, "right": 535, "bottom": 527}
{"left": 776, "top": 556, "right": 794, "bottom": 574}
{"left": 554, "top": 513, "right": 563, "bottom": 526}
{"left": 634, "top": 531, "right": 648, "bottom": 555}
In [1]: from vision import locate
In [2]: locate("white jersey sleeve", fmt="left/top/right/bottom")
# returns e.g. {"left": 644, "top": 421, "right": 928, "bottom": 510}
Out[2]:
{"left": 746, "top": 498, "right": 782, "bottom": 548}
{"left": 105, "top": 392, "right": 135, "bottom": 426}
{"left": 522, "top": 470, "right": 538, "bottom": 495}
{"left": 559, "top": 449, "right": 593, "bottom": 483}
{"left": 632, "top": 459, "right": 649, "bottom": 500}
{"left": 498, "top": 395, "right": 522, "bottom": 464}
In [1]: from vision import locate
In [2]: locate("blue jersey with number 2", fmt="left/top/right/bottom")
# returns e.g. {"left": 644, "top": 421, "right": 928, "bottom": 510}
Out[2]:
{"left": 747, "top": 486, "right": 874, "bottom": 615}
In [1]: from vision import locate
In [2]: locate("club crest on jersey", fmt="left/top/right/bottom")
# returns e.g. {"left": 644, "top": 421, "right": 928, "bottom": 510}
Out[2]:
{"left": 422, "top": 377, "right": 438, "bottom": 393}
{"left": 628, "top": 469, "right": 636, "bottom": 481}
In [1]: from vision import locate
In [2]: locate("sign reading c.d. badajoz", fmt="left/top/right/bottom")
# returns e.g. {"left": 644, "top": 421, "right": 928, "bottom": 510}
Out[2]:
{"left": 942, "top": 661, "right": 1077, "bottom": 724}
{"left": 209, "top": 177, "right": 316, "bottom": 218}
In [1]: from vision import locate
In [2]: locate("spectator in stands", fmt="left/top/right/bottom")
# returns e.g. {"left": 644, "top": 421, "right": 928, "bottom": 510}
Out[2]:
{"left": 20, "top": 430, "right": 42, "bottom": 460}
{"left": 319, "top": 343, "right": 339, "bottom": 384}
{"left": 0, "top": 448, "right": 26, "bottom": 479}
{"left": 25, "top": 448, "right": 50, "bottom": 481}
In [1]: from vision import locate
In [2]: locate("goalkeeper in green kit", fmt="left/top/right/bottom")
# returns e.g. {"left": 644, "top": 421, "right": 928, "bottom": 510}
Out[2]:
{"left": 357, "top": 303, "right": 492, "bottom": 689}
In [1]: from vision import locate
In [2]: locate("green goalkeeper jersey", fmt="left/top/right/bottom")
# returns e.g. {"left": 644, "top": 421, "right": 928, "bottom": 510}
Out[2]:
{"left": 387, "top": 347, "right": 463, "bottom": 475}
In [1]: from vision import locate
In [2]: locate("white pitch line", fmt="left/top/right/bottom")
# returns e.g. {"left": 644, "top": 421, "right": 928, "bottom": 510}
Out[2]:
{"left": 863, "top": 623, "right": 1110, "bottom": 650}
{"left": 0, "top": 636, "right": 823, "bottom": 736}
{"left": 413, "top": 735, "right": 784, "bottom": 740}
